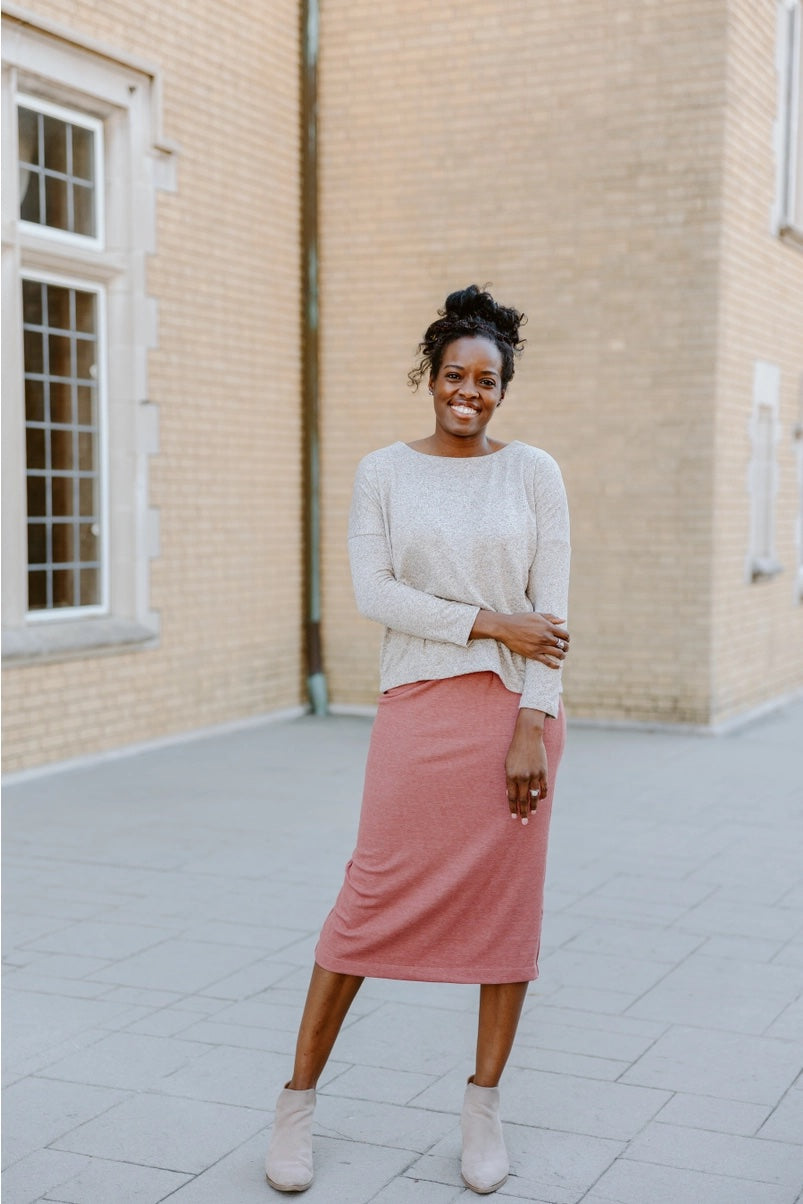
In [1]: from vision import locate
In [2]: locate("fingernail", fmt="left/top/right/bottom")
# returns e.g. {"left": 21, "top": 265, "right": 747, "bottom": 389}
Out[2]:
{"left": 521, "top": 817, "right": 529, "bottom": 826}
{"left": 510, "top": 812, "right": 517, "bottom": 819}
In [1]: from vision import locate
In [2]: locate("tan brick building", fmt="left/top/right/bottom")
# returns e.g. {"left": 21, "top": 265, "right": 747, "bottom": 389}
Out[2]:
{"left": 3, "top": 1, "right": 802, "bottom": 772}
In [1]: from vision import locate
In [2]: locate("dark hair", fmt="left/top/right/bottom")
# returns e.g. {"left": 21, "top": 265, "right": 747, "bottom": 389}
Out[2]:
{"left": 408, "top": 284, "right": 526, "bottom": 391}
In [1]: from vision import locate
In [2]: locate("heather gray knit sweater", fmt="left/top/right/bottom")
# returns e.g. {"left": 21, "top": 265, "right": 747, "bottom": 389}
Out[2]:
{"left": 348, "top": 440, "right": 571, "bottom": 717}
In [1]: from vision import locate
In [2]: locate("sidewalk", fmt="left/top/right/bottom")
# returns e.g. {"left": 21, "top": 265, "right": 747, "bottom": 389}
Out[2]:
{"left": 3, "top": 701, "right": 803, "bottom": 1204}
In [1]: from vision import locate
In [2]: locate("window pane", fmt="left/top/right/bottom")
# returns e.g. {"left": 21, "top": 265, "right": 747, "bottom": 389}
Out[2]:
{"left": 22, "top": 279, "right": 43, "bottom": 326}
{"left": 52, "top": 568, "right": 76, "bottom": 608}
{"left": 51, "top": 429, "right": 74, "bottom": 471}
{"left": 79, "top": 477, "right": 95, "bottom": 517}
{"left": 48, "top": 333, "right": 72, "bottom": 378}
{"left": 72, "top": 125, "right": 94, "bottom": 180}
{"left": 42, "top": 114, "right": 68, "bottom": 174}
{"left": 79, "top": 568, "right": 99, "bottom": 606}
{"left": 26, "top": 426, "right": 46, "bottom": 470}
{"left": 27, "top": 475, "right": 46, "bottom": 517}
{"left": 74, "top": 292, "right": 95, "bottom": 335}
{"left": 28, "top": 570, "right": 47, "bottom": 610}
{"left": 44, "top": 174, "right": 69, "bottom": 231}
{"left": 27, "top": 522, "right": 47, "bottom": 566}
{"left": 23, "top": 328, "right": 43, "bottom": 374}
{"left": 25, "top": 378, "right": 45, "bottom": 423}
{"left": 47, "top": 285, "right": 71, "bottom": 332}
{"left": 51, "top": 475, "right": 75, "bottom": 517}
{"left": 79, "top": 523, "right": 98, "bottom": 562}
{"left": 20, "top": 174, "right": 41, "bottom": 223}
{"left": 76, "top": 339, "right": 95, "bottom": 380}
{"left": 18, "top": 107, "right": 39, "bottom": 166}
{"left": 78, "top": 431, "right": 95, "bottom": 472}
{"left": 50, "top": 381, "right": 72, "bottom": 426}
{"left": 52, "top": 522, "right": 74, "bottom": 564}
{"left": 73, "top": 183, "right": 94, "bottom": 238}
{"left": 77, "top": 385, "right": 95, "bottom": 425}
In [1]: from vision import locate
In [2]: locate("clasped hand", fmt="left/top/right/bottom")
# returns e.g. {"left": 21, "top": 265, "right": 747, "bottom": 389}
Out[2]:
{"left": 497, "top": 611, "right": 569, "bottom": 668}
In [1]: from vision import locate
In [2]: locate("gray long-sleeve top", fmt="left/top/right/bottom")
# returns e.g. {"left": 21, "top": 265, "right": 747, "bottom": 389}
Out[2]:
{"left": 348, "top": 440, "right": 571, "bottom": 717}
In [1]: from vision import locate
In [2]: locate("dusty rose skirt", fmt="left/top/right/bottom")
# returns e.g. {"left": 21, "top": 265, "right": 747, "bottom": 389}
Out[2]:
{"left": 315, "top": 671, "right": 566, "bottom": 983}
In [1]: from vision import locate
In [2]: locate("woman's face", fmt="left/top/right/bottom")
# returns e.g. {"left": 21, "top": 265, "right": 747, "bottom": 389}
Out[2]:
{"left": 429, "top": 336, "right": 505, "bottom": 443}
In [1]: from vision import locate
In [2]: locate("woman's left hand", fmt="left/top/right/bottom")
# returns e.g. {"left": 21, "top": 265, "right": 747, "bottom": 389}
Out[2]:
{"left": 505, "top": 708, "right": 548, "bottom": 824}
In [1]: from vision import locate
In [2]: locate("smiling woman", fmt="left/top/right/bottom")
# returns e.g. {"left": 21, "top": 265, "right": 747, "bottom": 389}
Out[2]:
{"left": 264, "top": 285, "right": 571, "bottom": 1196}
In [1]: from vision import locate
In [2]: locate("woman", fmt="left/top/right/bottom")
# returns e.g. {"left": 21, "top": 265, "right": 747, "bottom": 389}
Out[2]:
{"left": 266, "top": 285, "right": 571, "bottom": 1195}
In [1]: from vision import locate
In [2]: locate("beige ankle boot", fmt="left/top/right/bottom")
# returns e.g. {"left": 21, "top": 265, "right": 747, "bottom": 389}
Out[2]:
{"left": 265, "top": 1084, "right": 316, "bottom": 1192}
{"left": 460, "top": 1078, "right": 509, "bottom": 1194}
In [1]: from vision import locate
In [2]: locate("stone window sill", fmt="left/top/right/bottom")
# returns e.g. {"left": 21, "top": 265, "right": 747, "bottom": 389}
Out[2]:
{"left": 2, "top": 616, "right": 158, "bottom": 666}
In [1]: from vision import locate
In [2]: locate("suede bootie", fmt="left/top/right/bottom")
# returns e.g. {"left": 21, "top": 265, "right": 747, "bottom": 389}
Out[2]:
{"left": 265, "top": 1084, "right": 316, "bottom": 1193}
{"left": 460, "top": 1078, "right": 509, "bottom": 1194}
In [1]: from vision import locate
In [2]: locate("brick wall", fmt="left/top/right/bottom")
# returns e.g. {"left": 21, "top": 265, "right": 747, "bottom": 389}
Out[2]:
{"left": 2, "top": 0, "right": 304, "bottom": 771}
{"left": 318, "top": 0, "right": 728, "bottom": 723}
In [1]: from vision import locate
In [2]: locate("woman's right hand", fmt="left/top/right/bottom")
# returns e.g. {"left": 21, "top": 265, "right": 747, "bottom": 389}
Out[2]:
{"left": 471, "top": 610, "right": 569, "bottom": 667}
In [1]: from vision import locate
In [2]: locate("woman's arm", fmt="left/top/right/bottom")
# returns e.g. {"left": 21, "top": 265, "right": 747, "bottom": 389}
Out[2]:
{"left": 349, "top": 459, "right": 480, "bottom": 645}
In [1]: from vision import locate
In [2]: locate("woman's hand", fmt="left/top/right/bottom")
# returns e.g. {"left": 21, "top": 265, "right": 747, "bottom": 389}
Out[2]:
{"left": 505, "top": 709, "right": 548, "bottom": 824}
{"left": 471, "top": 610, "right": 570, "bottom": 667}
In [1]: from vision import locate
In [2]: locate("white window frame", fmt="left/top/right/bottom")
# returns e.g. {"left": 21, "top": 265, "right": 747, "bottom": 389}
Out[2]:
{"left": 17, "top": 92, "right": 105, "bottom": 250}
{"left": 746, "top": 361, "right": 783, "bottom": 583}
{"left": 21, "top": 267, "right": 110, "bottom": 622}
{"left": 2, "top": 7, "right": 176, "bottom": 664}
{"left": 774, "top": 0, "right": 803, "bottom": 244}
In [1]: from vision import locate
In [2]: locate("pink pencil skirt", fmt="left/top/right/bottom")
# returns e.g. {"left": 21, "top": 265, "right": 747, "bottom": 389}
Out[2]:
{"left": 315, "top": 671, "right": 566, "bottom": 984}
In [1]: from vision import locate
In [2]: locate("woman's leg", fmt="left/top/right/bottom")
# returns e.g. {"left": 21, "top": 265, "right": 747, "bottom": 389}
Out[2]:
{"left": 473, "top": 981, "right": 529, "bottom": 1087}
{"left": 287, "top": 962, "right": 364, "bottom": 1089}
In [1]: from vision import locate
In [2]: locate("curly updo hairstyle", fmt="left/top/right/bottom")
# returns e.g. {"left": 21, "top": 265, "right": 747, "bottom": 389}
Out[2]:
{"left": 408, "top": 284, "right": 526, "bottom": 392}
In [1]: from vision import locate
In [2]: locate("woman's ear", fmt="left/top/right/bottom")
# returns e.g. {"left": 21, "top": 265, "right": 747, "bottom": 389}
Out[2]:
{"left": 428, "top": 377, "right": 435, "bottom": 395}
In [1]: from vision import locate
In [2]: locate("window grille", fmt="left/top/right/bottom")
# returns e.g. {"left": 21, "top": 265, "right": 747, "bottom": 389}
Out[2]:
{"left": 22, "top": 277, "right": 103, "bottom": 613}
{"left": 17, "top": 96, "right": 102, "bottom": 244}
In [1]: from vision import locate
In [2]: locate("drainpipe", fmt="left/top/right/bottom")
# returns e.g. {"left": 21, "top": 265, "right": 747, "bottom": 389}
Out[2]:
{"left": 301, "top": 0, "right": 328, "bottom": 714}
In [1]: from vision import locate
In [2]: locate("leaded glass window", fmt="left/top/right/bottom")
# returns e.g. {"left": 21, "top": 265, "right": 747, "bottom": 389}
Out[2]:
{"left": 22, "top": 277, "right": 103, "bottom": 612}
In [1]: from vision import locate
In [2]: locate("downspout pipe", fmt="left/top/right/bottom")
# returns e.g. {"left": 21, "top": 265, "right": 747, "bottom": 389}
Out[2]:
{"left": 301, "top": 0, "right": 328, "bottom": 714}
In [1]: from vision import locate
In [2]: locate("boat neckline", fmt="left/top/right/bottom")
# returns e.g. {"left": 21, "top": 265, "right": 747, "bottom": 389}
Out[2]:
{"left": 396, "top": 439, "right": 522, "bottom": 460}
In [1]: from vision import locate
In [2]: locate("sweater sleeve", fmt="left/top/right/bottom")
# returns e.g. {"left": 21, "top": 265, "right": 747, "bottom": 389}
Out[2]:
{"left": 520, "top": 453, "right": 571, "bottom": 716}
{"left": 348, "top": 456, "right": 480, "bottom": 645}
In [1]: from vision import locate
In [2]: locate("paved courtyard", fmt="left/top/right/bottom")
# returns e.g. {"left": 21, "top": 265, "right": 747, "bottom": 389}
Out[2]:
{"left": 3, "top": 700, "right": 803, "bottom": 1204}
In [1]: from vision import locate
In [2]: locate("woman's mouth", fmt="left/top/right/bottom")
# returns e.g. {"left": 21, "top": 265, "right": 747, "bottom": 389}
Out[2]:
{"left": 449, "top": 403, "right": 478, "bottom": 418}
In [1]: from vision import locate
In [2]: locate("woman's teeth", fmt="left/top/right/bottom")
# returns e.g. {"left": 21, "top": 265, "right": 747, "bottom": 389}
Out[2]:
{"left": 451, "top": 405, "right": 476, "bottom": 417}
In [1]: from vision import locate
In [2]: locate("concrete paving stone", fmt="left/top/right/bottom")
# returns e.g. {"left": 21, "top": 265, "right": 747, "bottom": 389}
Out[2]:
{"left": 265, "top": 930, "right": 321, "bottom": 964}
{"left": 320, "top": 1063, "right": 438, "bottom": 1106}
{"left": 507, "top": 1043, "right": 630, "bottom": 1081}
{"left": 677, "top": 898, "right": 803, "bottom": 942}
{"left": 1, "top": 1078, "right": 128, "bottom": 1169}
{"left": 411, "top": 1064, "right": 669, "bottom": 1141}
{"left": 24, "top": 921, "right": 172, "bottom": 961}
{"left": 773, "top": 939, "right": 803, "bottom": 968}
{"left": 655, "top": 1092, "right": 772, "bottom": 1136}
{"left": 40, "top": 1157, "right": 192, "bottom": 1203}
{"left": 538, "top": 985, "right": 641, "bottom": 1015}
{"left": 699, "top": 934, "right": 788, "bottom": 962}
{"left": 625, "top": 955, "right": 801, "bottom": 1033}
{"left": 621, "top": 1025, "right": 803, "bottom": 1104}
{"left": 3, "top": 895, "right": 102, "bottom": 922}
{"left": 356, "top": 979, "right": 479, "bottom": 1014}
{"left": 196, "top": 995, "right": 305, "bottom": 1032}
{"left": 36, "top": 1032, "right": 213, "bottom": 1092}
{"left": 173, "top": 1018, "right": 296, "bottom": 1055}
{"left": 2, "top": 1029, "right": 111, "bottom": 1089}
{"left": 533, "top": 1005, "right": 666, "bottom": 1040}
{"left": 169, "top": 994, "right": 232, "bottom": 1016}
{"left": 537, "top": 949, "right": 670, "bottom": 995}
{"left": 183, "top": 958, "right": 297, "bottom": 1002}
{"left": 560, "top": 921, "right": 703, "bottom": 965}
{"left": 624, "top": 1121, "right": 803, "bottom": 1187}
{"left": 50, "top": 1093, "right": 268, "bottom": 1174}
{"left": 328, "top": 1002, "right": 478, "bottom": 1077}
{"left": 0, "top": 1149, "right": 90, "bottom": 1204}
{"left": 178, "top": 919, "right": 310, "bottom": 951}
{"left": 124, "top": 1008, "right": 208, "bottom": 1037}
{"left": 403, "top": 1153, "right": 465, "bottom": 1191}
{"left": 591, "top": 873, "right": 717, "bottom": 908}
{"left": 94, "top": 1003, "right": 164, "bottom": 1031}
{"left": 158, "top": 1044, "right": 348, "bottom": 1109}
{"left": 162, "top": 1130, "right": 414, "bottom": 1204}
{"left": 2, "top": 972, "right": 115, "bottom": 1000}
{"left": 764, "top": 997, "right": 803, "bottom": 1040}
{"left": 3, "top": 914, "right": 75, "bottom": 947}
{"left": 515, "top": 1016, "right": 659, "bottom": 1063}
{"left": 93, "top": 985, "right": 184, "bottom": 1007}
{"left": 367, "top": 1176, "right": 466, "bottom": 1203}
{"left": 314, "top": 1095, "right": 457, "bottom": 1153}
{"left": 7, "top": 955, "right": 113, "bottom": 981}
{"left": 537, "top": 913, "right": 591, "bottom": 953}
{"left": 565, "top": 894, "right": 689, "bottom": 925}
{"left": 582, "top": 1158, "right": 798, "bottom": 1204}
{"left": 87, "top": 938, "right": 261, "bottom": 994}
{"left": 758, "top": 1088, "right": 803, "bottom": 1143}
{"left": 2, "top": 990, "right": 139, "bottom": 1065}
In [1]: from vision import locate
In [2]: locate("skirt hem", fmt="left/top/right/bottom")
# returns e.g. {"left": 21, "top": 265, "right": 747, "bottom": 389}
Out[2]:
{"left": 315, "top": 948, "right": 539, "bottom": 985}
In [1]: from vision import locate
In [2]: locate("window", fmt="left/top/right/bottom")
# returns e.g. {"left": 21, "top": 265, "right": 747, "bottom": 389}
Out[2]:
{"left": 2, "top": 11, "right": 176, "bottom": 662}
{"left": 775, "top": 0, "right": 803, "bottom": 241}
{"left": 746, "top": 361, "right": 782, "bottom": 582}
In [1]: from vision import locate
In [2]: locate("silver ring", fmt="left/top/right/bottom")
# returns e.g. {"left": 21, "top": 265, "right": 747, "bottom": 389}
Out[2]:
{"left": 556, "top": 638, "right": 564, "bottom": 651}
{"left": 529, "top": 788, "right": 540, "bottom": 798}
